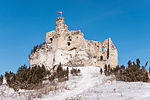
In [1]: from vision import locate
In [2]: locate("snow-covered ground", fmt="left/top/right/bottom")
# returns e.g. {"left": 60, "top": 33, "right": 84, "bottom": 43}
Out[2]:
{"left": 1, "top": 66, "right": 150, "bottom": 100}
{"left": 39, "top": 66, "right": 104, "bottom": 100}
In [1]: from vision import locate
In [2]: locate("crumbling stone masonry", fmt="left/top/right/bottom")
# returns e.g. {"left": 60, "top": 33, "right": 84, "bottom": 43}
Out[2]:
{"left": 29, "top": 17, "right": 118, "bottom": 69}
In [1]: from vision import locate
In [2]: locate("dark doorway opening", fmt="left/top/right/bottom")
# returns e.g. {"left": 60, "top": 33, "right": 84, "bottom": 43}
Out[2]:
{"left": 50, "top": 38, "right": 53, "bottom": 43}
{"left": 100, "top": 56, "right": 103, "bottom": 61}
{"left": 67, "top": 42, "right": 70, "bottom": 46}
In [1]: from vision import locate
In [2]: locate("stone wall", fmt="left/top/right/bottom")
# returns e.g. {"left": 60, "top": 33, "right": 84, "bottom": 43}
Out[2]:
{"left": 29, "top": 17, "right": 118, "bottom": 69}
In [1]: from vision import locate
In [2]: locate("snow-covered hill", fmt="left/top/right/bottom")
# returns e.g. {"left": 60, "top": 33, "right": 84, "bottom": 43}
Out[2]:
{"left": 1, "top": 66, "right": 150, "bottom": 100}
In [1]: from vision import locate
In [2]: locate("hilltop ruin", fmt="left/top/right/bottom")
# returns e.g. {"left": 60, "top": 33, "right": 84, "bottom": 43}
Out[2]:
{"left": 29, "top": 17, "right": 118, "bottom": 69}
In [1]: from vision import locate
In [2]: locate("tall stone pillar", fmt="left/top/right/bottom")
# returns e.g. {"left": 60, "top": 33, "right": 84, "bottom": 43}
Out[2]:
{"left": 56, "top": 17, "right": 65, "bottom": 33}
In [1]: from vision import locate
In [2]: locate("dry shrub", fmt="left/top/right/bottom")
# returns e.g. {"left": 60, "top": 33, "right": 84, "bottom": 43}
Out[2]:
{"left": 71, "top": 68, "right": 80, "bottom": 76}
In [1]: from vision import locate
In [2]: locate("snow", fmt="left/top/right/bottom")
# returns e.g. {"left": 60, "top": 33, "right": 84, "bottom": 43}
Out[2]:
{"left": 39, "top": 66, "right": 102, "bottom": 100}
{"left": 80, "top": 79, "right": 150, "bottom": 100}
{"left": 3, "top": 77, "right": 7, "bottom": 84}
{"left": 0, "top": 66, "right": 150, "bottom": 100}
{"left": 38, "top": 66, "right": 150, "bottom": 100}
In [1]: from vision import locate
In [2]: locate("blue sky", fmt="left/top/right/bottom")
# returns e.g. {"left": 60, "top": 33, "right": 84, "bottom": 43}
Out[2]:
{"left": 0, "top": 0, "right": 150, "bottom": 74}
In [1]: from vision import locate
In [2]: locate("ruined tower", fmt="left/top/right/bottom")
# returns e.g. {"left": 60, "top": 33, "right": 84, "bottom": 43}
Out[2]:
{"left": 56, "top": 17, "right": 65, "bottom": 32}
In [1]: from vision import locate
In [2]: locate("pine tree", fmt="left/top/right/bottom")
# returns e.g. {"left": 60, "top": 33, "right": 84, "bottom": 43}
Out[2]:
{"left": 108, "top": 65, "right": 111, "bottom": 75}
{"left": 128, "top": 60, "right": 132, "bottom": 67}
{"left": 67, "top": 67, "right": 69, "bottom": 79}
{"left": 104, "top": 64, "right": 108, "bottom": 76}
{"left": 0, "top": 75, "right": 3, "bottom": 85}
{"left": 16, "top": 64, "right": 27, "bottom": 83}
{"left": 116, "top": 65, "right": 120, "bottom": 72}
{"left": 57, "top": 63, "right": 63, "bottom": 79}
{"left": 136, "top": 58, "right": 140, "bottom": 70}
{"left": 5, "top": 71, "right": 15, "bottom": 85}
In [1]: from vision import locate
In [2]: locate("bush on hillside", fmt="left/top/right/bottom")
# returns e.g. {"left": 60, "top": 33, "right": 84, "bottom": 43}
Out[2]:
{"left": 49, "top": 63, "right": 69, "bottom": 82}
{"left": 0, "top": 75, "right": 3, "bottom": 85}
{"left": 5, "top": 71, "right": 15, "bottom": 85}
{"left": 104, "top": 58, "right": 149, "bottom": 82}
{"left": 100, "top": 68, "right": 103, "bottom": 74}
{"left": 71, "top": 68, "right": 80, "bottom": 76}
{"left": 30, "top": 42, "right": 46, "bottom": 55}
{"left": 5, "top": 64, "right": 50, "bottom": 90}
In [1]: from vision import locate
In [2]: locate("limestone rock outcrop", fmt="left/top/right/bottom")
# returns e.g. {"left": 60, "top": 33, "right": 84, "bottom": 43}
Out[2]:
{"left": 29, "top": 17, "right": 118, "bottom": 69}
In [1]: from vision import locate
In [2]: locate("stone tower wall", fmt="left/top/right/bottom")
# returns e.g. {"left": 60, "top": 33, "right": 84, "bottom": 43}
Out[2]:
{"left": 56, "top": 17, "right": 65, "bottom": 32}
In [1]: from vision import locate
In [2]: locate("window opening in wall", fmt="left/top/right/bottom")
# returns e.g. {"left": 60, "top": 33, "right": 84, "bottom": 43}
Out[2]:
{"left": 68, "top": 36, "right": 72, "bottom": 41}
{"left": 100, "top": 56, "right": 103, "bottom": 61}
{"left": 67, "top": 42, "right": 70, "bottom": 46}
{"left": 50, "top": 38, "right": 53, "bottom": 43}
{"left": 107, "top": 48, "right": 109, "bottom": 59}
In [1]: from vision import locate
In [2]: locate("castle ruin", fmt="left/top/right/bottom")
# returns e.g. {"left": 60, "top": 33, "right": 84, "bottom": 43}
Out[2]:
{"left": 29, "top": 17, "right": 118, "bottom": 69}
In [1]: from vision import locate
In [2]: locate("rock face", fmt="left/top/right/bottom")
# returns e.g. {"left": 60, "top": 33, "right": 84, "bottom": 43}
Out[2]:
{"left": 29, "top": 17, "right": 118, "bottom": 69}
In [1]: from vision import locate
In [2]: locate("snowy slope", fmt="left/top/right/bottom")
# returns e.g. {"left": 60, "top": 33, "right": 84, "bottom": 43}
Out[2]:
{"left": 38, "top": 66, "right": 150, "bottom": 100}
{"left": 1, "top": 66, "right": 150, "bottom": 100}
{"left": 38, "top": 66, "right": 104, "bottom": 100}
